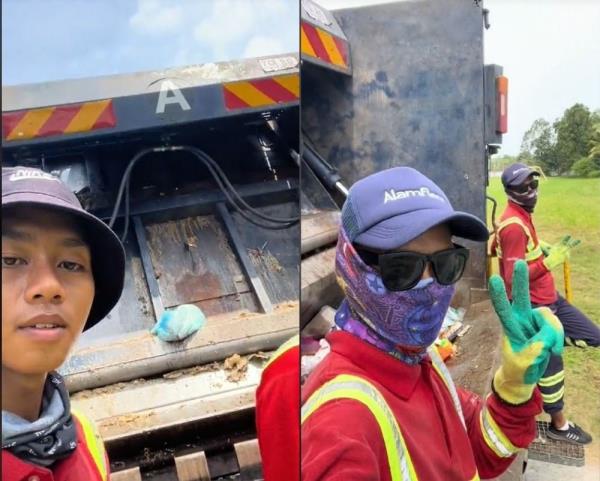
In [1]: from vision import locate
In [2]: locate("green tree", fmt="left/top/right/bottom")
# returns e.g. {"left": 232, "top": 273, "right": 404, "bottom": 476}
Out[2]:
{"left": 553, "top": 103, "right": 593, "bottom": 174}
{"left": 588, "top": 110, "right": 600, "bottom": 170}
{"left": 520, "top": 118, "right": 549, "bottom": 160}
{"left": 490, "top": 154, "right": 517, "bottom": 171}
{"left": 520, "top": 118, "right": 559, "bottom": 174}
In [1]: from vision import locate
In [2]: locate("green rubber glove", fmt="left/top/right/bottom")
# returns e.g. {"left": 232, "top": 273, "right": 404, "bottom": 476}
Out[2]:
{"left": 490, "top": 260, "right": 564, "bottom": 405}
{"left": 538, "top": 239, "right": 552, "bottom": 257}
{"left": 542, "top": 235, "right": 580, "bottom": 271}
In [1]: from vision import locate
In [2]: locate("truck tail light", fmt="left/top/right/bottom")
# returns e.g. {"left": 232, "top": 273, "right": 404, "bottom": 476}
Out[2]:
{"left": 496, "top": 76, "right": 508, "bottom": 134}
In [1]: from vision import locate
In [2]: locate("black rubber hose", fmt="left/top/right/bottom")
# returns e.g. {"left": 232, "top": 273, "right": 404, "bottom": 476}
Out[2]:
{"left": 185, "top": 146, "right": 299, "bottom": 224}
{"left": 109, "top": 146, "right": 298, "bottom": 236}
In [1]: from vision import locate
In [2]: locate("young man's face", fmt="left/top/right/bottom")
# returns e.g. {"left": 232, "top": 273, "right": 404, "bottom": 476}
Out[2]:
{"left": 2, "top": 206, "right": 95, "bottom": 375}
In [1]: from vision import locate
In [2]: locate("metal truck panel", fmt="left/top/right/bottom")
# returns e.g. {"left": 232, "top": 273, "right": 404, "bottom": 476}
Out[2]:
{"left": 301, "top": 0, "right": 352, "bottom": 75}
{"left": 2, "top": 54, "right": 299, "bottom": 147}
{"left": 61, "top": 303, "right": 298, "bottom": 392}
{"left": 70, "top": 359, "right": 263, "bottom": 440}
{"left": 302, "top": 0, "right": 489, "bottom": 285}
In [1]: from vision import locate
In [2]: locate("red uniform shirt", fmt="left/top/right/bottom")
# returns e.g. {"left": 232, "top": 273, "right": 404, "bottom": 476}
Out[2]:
{"left": 495, "top": 201, "right": 557, "bottom": 305}
{"left": 2, "top": 416, "right": 108, "bottom": 481}
{"left": 256, "top": 337, "right": 300, "bottom": 481}
{"left": 302, "top": 332, "right": 541, "bottom": 481}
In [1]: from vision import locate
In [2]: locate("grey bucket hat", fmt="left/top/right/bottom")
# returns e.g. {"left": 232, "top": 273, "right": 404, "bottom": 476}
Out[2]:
{"left": 2, "top": 166, "right": 125, "bottom": 331}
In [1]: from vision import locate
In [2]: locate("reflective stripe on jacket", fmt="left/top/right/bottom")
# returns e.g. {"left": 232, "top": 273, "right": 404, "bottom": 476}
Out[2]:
{"left": 72, "top": 410, "right": 108, "bottom": 481}
{"left": 302, "top": 346, "right": 486, "bottom": 481}
{"left": 494, "top": 216, "right": 543, "bottom": 261}
{"left": 263, "top": 334, "right": 299, "bottom": 371}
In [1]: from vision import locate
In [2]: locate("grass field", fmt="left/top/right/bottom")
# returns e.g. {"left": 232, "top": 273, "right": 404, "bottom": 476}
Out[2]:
{"left": 486, "top": 177, "right": 600, "bottom": 455}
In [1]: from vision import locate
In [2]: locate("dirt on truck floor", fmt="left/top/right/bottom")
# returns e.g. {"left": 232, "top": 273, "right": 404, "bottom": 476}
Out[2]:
{"left": 447, "top": 299, "right": 503, "bottom": 398}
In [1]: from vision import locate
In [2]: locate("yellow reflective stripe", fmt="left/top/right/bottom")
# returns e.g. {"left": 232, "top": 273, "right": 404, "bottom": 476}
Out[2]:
{"left": 427, "top": 346, "right": 465, "bottom": 428}
{"left": 496, "top": 217, "right": 543, "bottom": 261}
{"left": 541, "top": 386, "right": 565, "bottom": 404}
{"left": 72, "top": 409, "right": 108, "bottom": 481}
{"left": 538, "top": 370, "right": 565, "bottom": 387}
{"left": 480, "top": 406, "right": 519, "bottom": 458}
{"left": 497, "top": 217, "right": 532, "bottom": 237}
{"left": 63, "top": 100, "right": 111, "bottom": 134}
{"left": 302, "top": 374, "right": 417, "bottom": 481}
{"left": 430, "top": 347, "right": 481, "bottom": 480}
{"left": 525, "top": 246, "right": 543, "bottom": 261}
{"left": 539, "top": 239, "right": 552, "bottom": 251}
{"left": 263, "top": 334, "right": 299, "bottom": 370}
{"left": 566, "top": 337, "right": 589, "bottom": 348}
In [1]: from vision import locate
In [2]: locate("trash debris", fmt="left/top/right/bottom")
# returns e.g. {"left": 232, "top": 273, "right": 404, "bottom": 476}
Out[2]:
{"left": 224, "top": 353, "right": 249, "bottom": 382}
{"left": 301, "top": 338, "right": 331, "bottom": 380}
{"left": 441, "top": 307, "right": 466, "bottom": 329}
{"left": 434, "top": 338, "right": 456, "bottom": 361}
{"left": 151, "top": 304, "right": 206, "bottom": 342}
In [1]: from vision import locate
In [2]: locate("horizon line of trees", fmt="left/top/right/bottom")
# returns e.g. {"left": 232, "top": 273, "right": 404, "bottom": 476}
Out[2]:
{"left": 491, "top": 103, "right": 600, "bottom": 178}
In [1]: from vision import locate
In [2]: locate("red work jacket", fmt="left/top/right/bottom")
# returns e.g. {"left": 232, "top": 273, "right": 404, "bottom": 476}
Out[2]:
{"left": 302, "top": 332, "right": 542, "bottom": 481}
{"left": 256, "top": 335, "right": 300, "bottom": 481}
{"left": 493, "top": 201, "right": 557, "bottom": 305}
{"left": 2, "top": 413, "right": 108, "bottom": 481}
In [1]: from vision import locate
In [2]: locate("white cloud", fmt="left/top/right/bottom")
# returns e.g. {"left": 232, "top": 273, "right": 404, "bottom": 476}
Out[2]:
{"left": 317, "top": 0, "right": 406, "bottom": 9}
{"left": 192, "top": 0, "right": 293, "bottom": 59}
{"left": 485, "top": 0, "right": 600, "bottom": 154}
{"left": 193, "top": 1, "right": 256, "bottom": 53}
{"left": 243, "top": 35, "right": 286, "bottom": 58}
{"left": 130, "top": 0, "right": 184, "bottom": 35}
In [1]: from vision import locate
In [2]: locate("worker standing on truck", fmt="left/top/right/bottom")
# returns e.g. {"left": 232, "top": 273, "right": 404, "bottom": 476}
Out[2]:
{"left": 492, "top": 162, "right": 600, "bottom": 444}
{"left": 2, "top": 167, "right": 125, "bottom": 480}
{"left": 302, "top": 167, "right": 564, "bottom": 481}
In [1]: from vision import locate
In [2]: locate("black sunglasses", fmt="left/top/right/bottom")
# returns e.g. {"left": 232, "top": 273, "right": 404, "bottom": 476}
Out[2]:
{"left": 511, "top": 178, "right": 539, "bottom": 194}
{"left": 355, "top": 244, "right": 470, "bottom": 291}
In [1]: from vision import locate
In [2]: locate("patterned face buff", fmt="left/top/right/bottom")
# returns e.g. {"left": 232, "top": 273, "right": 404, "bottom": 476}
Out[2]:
{"left": 506, "top": 188, "right": 538, "bottom": 212}
{"left": 335, "top": 228, "right": 455, "bottom": 352}
{"left": 2, "top": 372, "right": 77, "bottom": 466}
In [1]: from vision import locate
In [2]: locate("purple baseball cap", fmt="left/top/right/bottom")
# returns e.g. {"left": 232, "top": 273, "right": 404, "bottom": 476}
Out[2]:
{"left": 341, "top": 166, "right": 489, "bottom": 250}
{"left": 2, "top": 166, "right": 125, "bottom": 331}
{"left": 501, "top": 162, "right": 540, "bottom": 188}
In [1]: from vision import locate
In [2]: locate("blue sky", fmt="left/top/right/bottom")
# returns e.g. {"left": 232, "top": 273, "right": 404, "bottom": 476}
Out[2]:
{"left": 2, "top": 0, "right": 299, "bottom": 85}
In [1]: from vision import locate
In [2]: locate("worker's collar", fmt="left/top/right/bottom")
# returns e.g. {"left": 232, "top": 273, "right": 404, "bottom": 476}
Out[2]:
{"left": 507, "top": 199, "right": 532, "bottom": 219}
{"left": 326, "top": 331, "right": 423, "bottom": 400}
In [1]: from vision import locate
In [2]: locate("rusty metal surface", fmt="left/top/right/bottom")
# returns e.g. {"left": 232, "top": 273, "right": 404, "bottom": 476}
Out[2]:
{"left": 231, "top": 201, "right": 300, "bottom": 305}
{"left": 77, "top": 244, "right": 155, "bottom": 347}
{"left": 71, "top": 355, "right": 265, "bottom": 440}
{"left": 217, "top": 203, "right": 273, "bottom": 314}
{"left": 301, "top": 0, "right": 488, "bottom": 286}
{"left": 145, "top": 215, "right": 252, "bottom": 313}
{"left": 60, "top": 304, "right": 298, "bottom": 391}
